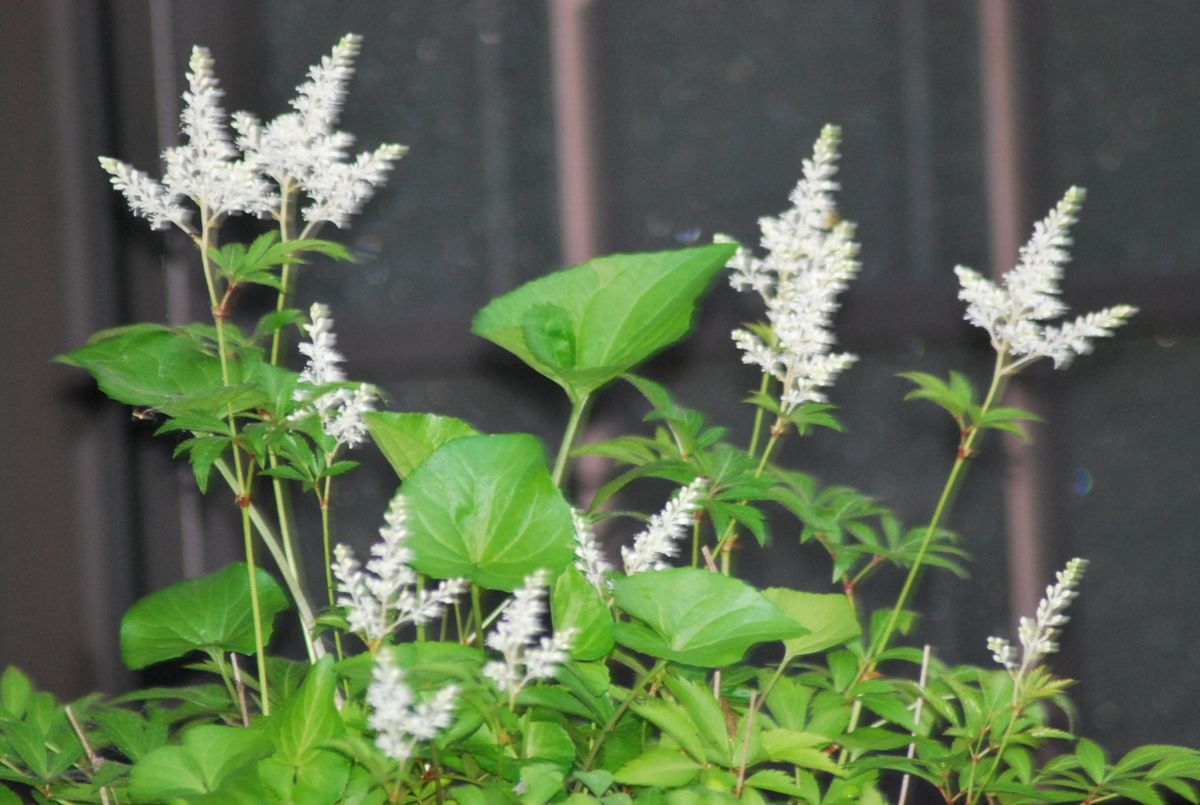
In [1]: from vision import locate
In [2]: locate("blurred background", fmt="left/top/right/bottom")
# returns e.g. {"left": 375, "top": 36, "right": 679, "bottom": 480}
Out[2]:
{"left": 3, "top": 0, "right": 1199, "bottom": 756}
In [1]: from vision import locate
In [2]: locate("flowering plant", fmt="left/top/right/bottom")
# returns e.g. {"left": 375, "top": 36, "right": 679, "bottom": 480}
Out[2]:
{"left": 3, "top": 34, "right": 1197, "bottom": 805}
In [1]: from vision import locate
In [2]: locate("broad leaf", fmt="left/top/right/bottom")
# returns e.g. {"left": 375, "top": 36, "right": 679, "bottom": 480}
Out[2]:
{"left": 612, "top": 747, "right": 702, "bottom": 788}
{"left": 405, "top": 434, "right": 575, "bottom": 590}
{"left": 128, "top": 724, "right": 271, "bottom": 802}
{"left": 611, "top": 568, "right": 805, "bottom": 667}
{"left": 472, "top": 244, "right": 737, "bottom": 402}
{"left": 57, "top": 326, "right": 263, "bottom": 416}
{"left": 120, "top": 562, "right": 290, "bottom": 670}
{"left": 365, "top": 411, "right": 480, "bottom": 479}
{"left": 762, "top": 589, "right": 861, "bottom": 660}
{"left": 552, "top": 566, "right": 614, "bottom": 661}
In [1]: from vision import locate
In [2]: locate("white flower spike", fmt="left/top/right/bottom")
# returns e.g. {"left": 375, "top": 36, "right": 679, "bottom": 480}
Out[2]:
{"left": 232, "top": 33, "right": 407, "bottom": 229}
{"left": 367, "top": 650, "right": 458, "bottom": 764}
{"left": 987, "top": 557, "right": 1088, "bottom": 679}
{"left": 293, "top": 302, "right": 378, "bottom": 450}
{"left": 333, "top": 493, "right": 466, "bottom": 643}
{"left": 483, "top": 570, "right": 575, "bottom": 704}
{"left": 621, "top": 478, "right": 707, "bottom": 575}
{"left": 956, "top": 187, "right": 1136, "bottom": 372}
{"left": 725, "top": 124, "right": 860, "bottom": 413}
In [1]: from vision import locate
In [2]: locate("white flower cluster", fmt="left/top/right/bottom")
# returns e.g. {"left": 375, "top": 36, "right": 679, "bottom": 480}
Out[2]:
{"left": 621, "top": 478, "right": 707, "bottom": 575}
{"left": 956, "top": 188, "right": 1136, "bottom": 371}
{"left": 333, "top": 493, "right": 466, "bottom": 641}
{"left": 100, "top": 34, "right": 404, "bottom": 233}
{"left": 725, "top": 124, "right": 860, "bottom": 413}
{"left": 483, "top": 571, "right": 575, "bottom": 701}
{"left": 294, "top": 302, "right": 376, "bottom": 449}
{"left": 367, "top": 650, "right": 458, "bottom": 764}
{"left": 572, "top": 509, "right": 612, "bottom": 594}
{"left": 988, "top": 557, "right": 1088, "bottom": 676}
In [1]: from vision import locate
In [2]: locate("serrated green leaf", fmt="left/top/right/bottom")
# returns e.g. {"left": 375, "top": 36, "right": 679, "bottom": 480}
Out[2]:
{"left": 612, "top": 568, "right": 804, "bottom": 667}
{"left": 365, "top": 411, "right": 480, "bottom": 479}
{"left": 761, "top": 588, "right": 860, "bottom": 660}
{"left": 128, "top": 724, "right": 271, "bottom": 802}
{"left": 120, "top": 562, "right": 289, "bottom": 669}
{"left": 405, "top": 434, "right": 575, "bottom": 590}
{"left": 57, "top": 327, "right": 263, "bottom": 416}
{"left": 0, "top": 668, "right": 31, "bottom": 719}
{"left": 552, "top": 566, "right": 614, "bottom": 661}
{"left": 472, "top": 244, "right": 736, "bottom": 402}
{"left": 612, "top": 747, "right": 701, "bottom": 788}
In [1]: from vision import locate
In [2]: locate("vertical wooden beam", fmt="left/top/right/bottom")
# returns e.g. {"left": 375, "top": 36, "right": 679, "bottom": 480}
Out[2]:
{"left": 549, "top": 0, "right": 602, "bottom": 266}
{"left": 978, "top": 0, "right": 1046, "bottom": 621}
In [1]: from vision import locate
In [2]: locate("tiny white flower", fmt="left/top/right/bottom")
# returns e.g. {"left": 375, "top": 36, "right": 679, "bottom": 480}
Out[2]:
{"left": 367, "top": 651, "right": 458, "bottom": 764}
{"left": 988, "top": 557, "right": 1088, "bottom": 678}
{"left": 483, "top": 571, "right": 575, "bottom": 701}
{"left": 956, "top": 188, "right": 1136, "bottom": 371}
{"left": 726, "top": 125, "right": 860, "bottom": 413}
{"left": 98, "top": 157, "right": 192, "bottom": 231}
{"left": 333, "top": 493, "right": 466, "bottom": 641}
{"left": 621, "top": 478, "right": 707, "bottom": 575}
{"left": 293, "top": 302, "right": 378, "bottom": 450}
{"left": 572, "top": 509, "right": 612, "bottom": 593}
{"left": 233, "top": 34, "right": 407, "bottom": 228}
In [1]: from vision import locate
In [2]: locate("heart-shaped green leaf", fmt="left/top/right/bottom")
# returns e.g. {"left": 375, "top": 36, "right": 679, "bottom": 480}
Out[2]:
{"left": 472, "top": 244, "right": 737, "bottom": 402}
{"left": 552, "top": 566, "right": 614, "bottom": 661}
{"left": 57, "top": 326, "right": 263, "bottom": 416}
{"left": 762, "top": 588, "right": 861, "bottom": 660}
{"left": 365, "top": 411, "right": 481, "bottom": 479}
{"left": 120, "top": 562, "right": 290, "bottom": 670}
{"left": 128, "top": 724, "right": 271, "bottom": 802}
{"left": 611, "top": 568, "right": 806, "bottom": 667}
{"left": 404, "top": 434, "right": 575, "bottom": 590}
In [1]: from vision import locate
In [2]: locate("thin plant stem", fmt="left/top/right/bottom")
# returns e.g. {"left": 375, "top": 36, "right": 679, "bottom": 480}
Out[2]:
{"left": 867, "top": 350, "right": 1007, "bottom": 662}
{"left": 734, "top": 691, "right": 758, "bottom": 797}
{"left": 714, "top": 423, "right": 784, "bottom": 574}
{"left": 897, "top": 644, "right": 932, "bottom": 805}
{"left": 207, "top": 648, "right": 239, "bottom": 711}
{"left": 843, "top": 351, "right": 1008, "bottom": 745}
{"left": 552, "top": 394, "right": 591, "bottom": 488}
{"left": 65, "top": 704, "right": 112, "bottom": 805}
{"left": 470, "top": 585, "right": 485, "bottom": 653}
{"left": 747, "top": 372, "right": 773, "bottom": 459}
{"left": 215, "top": 458, "right": 322, "bottom": 661}
{"left": 199, "top": 210, "right": 270, "bottom": 713}
{"left": 318, "top": 475, "right": 345, "bottom": 664}
{"left": 580, "top": 659, "right": 666, "bottom": 772}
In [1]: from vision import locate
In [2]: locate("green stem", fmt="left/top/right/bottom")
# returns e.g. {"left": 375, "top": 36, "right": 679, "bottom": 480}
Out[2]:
{"left": 581, "top": 659, "right": 666, "bottom": 772}
{"left": 199, "top": 211, "right": 270, "bottom": 713}
{"left": 552, "top": 394, "right": 591, "bottom": 488}
{"left": 240, "top": 505, "right": 270, "bottom": 714}
{"left": 867, "top": 351, "right": 1007, "bottom": 662}
{"left": 470, "top": 585, "right": 485, "bottom": 653}
{"left": 843, "top": 351, "right": 1009, "bottom": 746}
{"left": 208, "top": 649, "right": 238, "bottom": 710}
{"left": 714, "top": 424, "right": 784, "bottom": 574}
{"left": 319, "top": 475, "right": 345, "bottom": 664}
{"left": 747, "top": 372, "right": 772, "bottom": 459}
{"left": 215, "top": 458, "right": 322, "bottom": 661}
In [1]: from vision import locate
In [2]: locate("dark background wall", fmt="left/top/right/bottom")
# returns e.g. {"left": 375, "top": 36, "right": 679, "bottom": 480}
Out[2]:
{"left": 2, "top": 0, "right": 1198, "bottom": 755}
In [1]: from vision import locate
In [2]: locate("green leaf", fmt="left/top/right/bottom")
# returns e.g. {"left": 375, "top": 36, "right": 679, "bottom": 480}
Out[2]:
{"left": 365, "top": 411, "right": 481, "bottom": 479}
{"left": 612, "top": 747, "right": 702, "bottom": 788}
{"left": 897, "top": 370, "right": 975, "bottom": 424}
{"left": 472, "top": 244, "right": 736, "bottom": 402}
{"left": 270, "top": 657, "right": 344, "bottom": 765}
{"left": 628, "top": 699, "right": 706, "bottom": 763}
{"left": 611, "top": 568, "right": 805, "bottom": 667}
{"left": 120, "top": 562, "right": 290, "bottom": 670}
{"left": 523, "top": 721, "right": 576, "bottom": 769}
{"left": 760, "top": 589, "right": 860, "bottom": 661}
{"left": 662, "top": 673, "right": 729, "bottom": 761}
{"left": 573, "top": 770, "right": 614, "bottom": 796}
{"left": 745, "top": 769, "right": 821, "bottom": 799}
{"left": 405, "top": 434, "right": 575, "bottom": 590}
{"left": 128, "top": 725, "right": 270, "bottom": 802}
{"left": 57, "top": 327, "right": 263, "bottom": 416}
{"left": 0, "top": 667, "right": 32, "bottom": 718}
{"left": 519, "top": 762, "right": 568, "bottom": 804}
{"left": 759, "top": 729, "right": 841, "bottom": 773}
{"left": 1076, "top": 738, "right": 1109, "bottom": 783}
{"left": 522, "top": 304, "right": 578, "bottom": 369}
{"left": 552, "top": 566, "right": 614, "bottom": 661}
